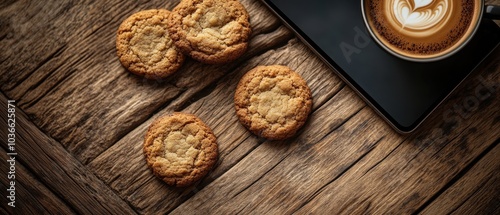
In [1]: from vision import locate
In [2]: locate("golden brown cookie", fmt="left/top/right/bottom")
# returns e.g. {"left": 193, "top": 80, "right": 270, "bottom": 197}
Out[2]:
{"left": 116, "top": 9, "right": 185, "bottom": 79}
{"left": 143, "top": 112, "right": 218, "bottom": 187}
{"left": 167, "top": 0, "right": 251, "bottom": 64}
{"left": 234, "top": 65, "right": 313, "bottom": 140}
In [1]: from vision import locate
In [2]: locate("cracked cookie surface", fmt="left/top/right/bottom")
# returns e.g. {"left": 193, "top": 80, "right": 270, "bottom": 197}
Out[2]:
{"left": 167, "top": 0, "right": 251, "bottom": 64}
{"left": 143, "top": 112, "right": 218, "bottom": 187}
{"left": 234, "top": 65, "right": 313, "bottom": 140}
{"left": 116, "top": 9, "right": 185, "bottom": 79}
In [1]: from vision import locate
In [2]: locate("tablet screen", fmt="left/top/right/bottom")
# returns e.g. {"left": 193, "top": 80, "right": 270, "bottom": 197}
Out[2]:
{"left": 262, "top": 0, "right": 500, "bottom": 132}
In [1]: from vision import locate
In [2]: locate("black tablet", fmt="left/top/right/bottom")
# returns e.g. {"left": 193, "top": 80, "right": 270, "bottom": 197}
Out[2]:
{"left": 260, "top": 0, "right": 500, "bottom": 132}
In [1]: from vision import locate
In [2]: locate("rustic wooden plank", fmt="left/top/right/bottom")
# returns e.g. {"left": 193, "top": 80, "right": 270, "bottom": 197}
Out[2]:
{"left": 169, "top": 106, "right": 386, "bottom": 214}
{"left": 0, "top": 0, "right": 70, "bottom": 91}
{"left": 2, "top": 0, "right": 189, "bottom": 165}
{"left": 10, "top": 0, "right": 284, "bottom": 109}
{"left": 0, "top": 0, "right": 181, "bottom": 92}
{"left": 291, "top": 51, "right": 500, "bottom": 214}
{"left": 169, "top": 35, "right": 500, "bottom": 214}
{"left": 135, "top": 87, "right": 365, "bottom": 214}
{"left": 0, "top": 93, "right": 136, "bottom": 214}
{"left": 2, "top": 0, "right": 498, "bottom": 214}
{"left": 448, "top": 170, "right": 500, "bottom": 215}
{"left": 1, "top": 0, "right": 293, "bottom": 164}
{"left": 0, "top": 146, "right": 76, "bottom": 214}
{"left": 88, "top": 38, "right": 347, "bottom": 213}
{"left": 419, "top": 141, "right": 499, "bottom": 215}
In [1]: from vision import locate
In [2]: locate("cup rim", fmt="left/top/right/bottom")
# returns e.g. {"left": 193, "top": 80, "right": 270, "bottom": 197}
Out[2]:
{"left": 361, "top": 0, "right": 485, "bottom": 63}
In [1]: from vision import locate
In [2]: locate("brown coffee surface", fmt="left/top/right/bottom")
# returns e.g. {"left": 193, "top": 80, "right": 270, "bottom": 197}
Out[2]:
{"left": 365, "top": 0, "right": 481, "bottom": 59}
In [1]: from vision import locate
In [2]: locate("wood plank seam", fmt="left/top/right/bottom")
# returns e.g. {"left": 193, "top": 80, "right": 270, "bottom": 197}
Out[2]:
{"left": 413, "top": 139, "right": 499, "bottom": 214}
{"left": 1, "top": 93, "right": 81, "bottom": 212}
{"left": 310, "top": 81, "right": 346, "bottom": 111}
{"left": 19, "top": 54, "right": 94, "bottom": 109}
{"left": 84, "top": 32, "right": 295, "bottom": 163}
{"left": 23, "top": 20, "right": 292, "bottom": 163}
{"left": 172, "top": 86, "right": 366, "bottom": 207}
{"left": 291, "top": 135, "right": 385, "bottom": 214}
{"left": 170, "top": 104, "right": 380, "bottom": 213}
{"left": 232, "top": 151, "right": 292, "bottom": 199}
{"left": 82, "top": 28, "right": 293, "bottom": 164}
{"left": 314, "top": 104, "right": 367, "bottom": 144}
{"left": 291, "top": 72, "right": 498, "bottom": 212}
{"left": 448, "top": 175, "right": 496, "bottom": 214}
{"left": 360, "top": 136, "right": 409, "bottom": 177}
{"left": 9, "top": 44, "right": 68, "bottom": 93}
{"left": 87, "top": 88, "right": 188, "bottom": 162}
{"left": 219, "top": 135, "right": 266, "bottom": 166}
{"left": 400, "top": 123, "right": 481, "bottom": 180}
{"left": 0, "top": 0, "right": 498, "bottom": 212}
{"left": 228, "top": 153, "right": 293, "bottom": 214}
{"left": 427, "top": 133, "right": 464, "bottom": 158}
{"left": 186, "top": 88, "right": 363, "bottom": 204}
{"left": 0, "top": 92, "right": 137, "bottom": 214}
{"left": 8, "top": 1, "right": 144, "bottom": 104}
{"left": 87, "top": 36, "right": 296, "bottom": 164}
{"left": 0, "top": 144, "right": 77, "bottom": 214}
{"left": 12, "top": 59, "right": 68, "bottom": 108}
{"left": 171, "top": 36, "right": 297, "bottom": 111}
{"left": 162, "top": 138, "right": 291, "bottom": 214}
{"left": 162, "top": 75, "right": 365, "bottom": 211}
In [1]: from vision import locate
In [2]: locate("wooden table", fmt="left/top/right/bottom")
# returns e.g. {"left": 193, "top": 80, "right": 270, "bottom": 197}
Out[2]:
{"left": 1, "top": 0, "right": 499, "bottom": 214}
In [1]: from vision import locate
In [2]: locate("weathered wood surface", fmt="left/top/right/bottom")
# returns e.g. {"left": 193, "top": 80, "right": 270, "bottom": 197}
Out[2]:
{"left": 0, "top": 146, "right": 75, "bottom": 214}
{"left": 1, "top": 0, "right": 292, "bottom": 164}
{"left": 421, "top": 141, "right": 500, "bottom": 215}
{"left": 0, "top": 94, "right": 136, "bottom": 214}
{"left": 1, "top": 0, "right": 499, "bottom": 214}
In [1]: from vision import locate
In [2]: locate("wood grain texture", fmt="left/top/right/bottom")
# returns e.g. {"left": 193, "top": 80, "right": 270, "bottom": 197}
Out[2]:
{"left": 293, "top": 49, "right": 500, "bottom": 214}
{"left": 89, "top": 38, "right": 347, "bottom": 213}
{"left": 93, "top": 32, "right": 500, "bottom": 214}
{"left": 0, "top": 93, "right": 136, "bottom": 214}
{"left": 1, "top": 0, "right": 499, "bottom": 213}
{"left": 1, "top": 0, "right": 293, "bottom": 164}
{"left": 170, "top": 106, "right": 389, "bottom": 214}
{"left": 0, "top": 147, "right": 75, "bottom": 214}
{"left": 421, "top": 141, "right": 499, "bottom": 215}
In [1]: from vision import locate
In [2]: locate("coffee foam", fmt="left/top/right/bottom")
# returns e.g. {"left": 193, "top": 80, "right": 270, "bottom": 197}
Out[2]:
{"left": 365, "top": 0, "right": 481, "bottom": 58}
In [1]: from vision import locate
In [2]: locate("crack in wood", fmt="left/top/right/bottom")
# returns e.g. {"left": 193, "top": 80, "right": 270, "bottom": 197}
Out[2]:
{"left": 0, "top": 93, "right": 136, "bottom": 214}
{"left": 291, "top": 136, "right": 385, "bottom": 214}
{"left": 413, "top": 139, "right": 499, "bottom": 214}
{"left": 361, "top": 137, "right": 408, "bottom": 177}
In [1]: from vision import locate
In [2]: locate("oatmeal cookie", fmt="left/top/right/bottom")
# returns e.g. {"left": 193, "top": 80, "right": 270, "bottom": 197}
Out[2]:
{"left": 143, "top": 112, "right": 218, "bottom": 187}
{"left": 234, "top": 65, "right": 313, "bottom": 140}
{"left": 116, "top": 9, "right": 185, "bottom": 79}
{"left": 167, "top": 0, "right": 251, "bottom": 64}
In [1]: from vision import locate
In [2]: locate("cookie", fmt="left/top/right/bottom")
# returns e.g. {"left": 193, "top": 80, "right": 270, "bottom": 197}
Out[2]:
{"left": 234, "top": 65, "right": 313, "bottom": 140}
{"left": 116, "top": 9, "right": 185, "bottom": 79}
{"left": 167, "top": 0, "right": 251, "bottom": 64}
{"left": 143, "top": 112, "right": 218, "bottom": 187}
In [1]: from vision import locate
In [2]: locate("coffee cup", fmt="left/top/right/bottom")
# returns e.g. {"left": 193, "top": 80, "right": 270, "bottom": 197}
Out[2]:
{"left": 361, "top": 0, "right": 500, "bottom": 62}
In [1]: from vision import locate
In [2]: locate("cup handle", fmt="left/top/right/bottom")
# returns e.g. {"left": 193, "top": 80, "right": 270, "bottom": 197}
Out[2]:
{"left": 485, "top": 5, "right": 500, "bottom": 20}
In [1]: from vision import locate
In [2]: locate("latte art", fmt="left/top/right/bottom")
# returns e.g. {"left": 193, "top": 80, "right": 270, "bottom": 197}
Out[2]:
{"left": 392, "top": 0, "right": 450, "bottom": 31}
{"left": 364, "top": 0, "right": 480, "bottom": 59}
